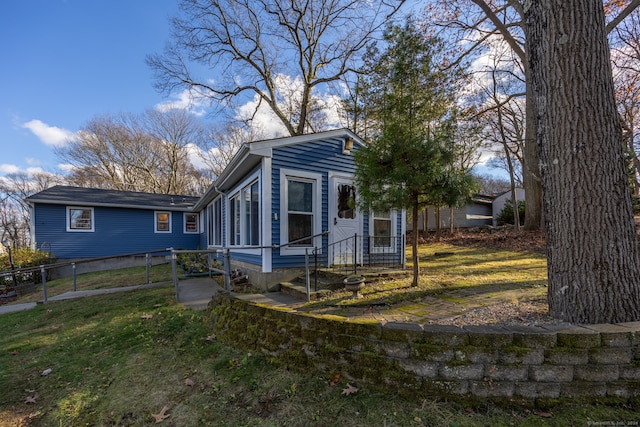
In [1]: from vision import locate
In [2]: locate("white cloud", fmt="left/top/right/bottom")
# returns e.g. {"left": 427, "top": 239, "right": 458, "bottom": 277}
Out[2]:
{"left": 233, "top": 73, "right": 346, "bottom": 138}
{"left": 58, "top": 163, "right": 76, "bottom": 174}
{"left": 25, "top": 166, "right": 46, "bottom": 175}
{"left": 0, "top": 164, "right": 20, "bottom": 174}
{"left": 235, "top": 95, "right": 289, "bottom": 139}
{"left": 155, "top": 88, "right": 210, "bottom": 116}
{"left": 21, "top": 119, "right": 76, "bottom": 147}
{"left": 185, "top": 143, "right": 207, "bottom": 170}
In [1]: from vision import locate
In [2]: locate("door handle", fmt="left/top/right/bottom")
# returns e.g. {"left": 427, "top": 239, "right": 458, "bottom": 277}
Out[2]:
{"left": 334, "top": 217, "right": 337, "bottom": 225}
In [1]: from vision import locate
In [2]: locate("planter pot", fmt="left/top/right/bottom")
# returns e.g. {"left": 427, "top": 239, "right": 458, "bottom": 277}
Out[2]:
{"left": 344, "top": 275, "right": 365, "bottom": 299}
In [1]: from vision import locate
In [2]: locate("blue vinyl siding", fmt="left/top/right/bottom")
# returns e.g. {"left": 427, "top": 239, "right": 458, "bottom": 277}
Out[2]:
{"left": 271, "top": 137, "right": 356, "bottom": 269}
{"left": 33, "top": 204, "right": 200, "bottom": 258}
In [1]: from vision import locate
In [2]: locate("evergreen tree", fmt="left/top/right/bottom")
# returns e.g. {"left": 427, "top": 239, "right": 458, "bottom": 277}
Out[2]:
{"left": 353, "top": 18, "right": 471, "bottom": 286}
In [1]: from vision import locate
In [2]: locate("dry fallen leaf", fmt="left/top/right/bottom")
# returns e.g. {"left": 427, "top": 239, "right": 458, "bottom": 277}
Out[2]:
{"left": 141, "top": 313, "right": 153, "bottom": 320}
{"left": 329, "top": 373, "right": 340, "bottom": 386}
{"left": 41, "top": 368, "right": 52, "bottom": 376}
{"left": 341, "top": 383, "right": 358, "bottom": 396}
{"left": 534, "top": 410, "right": 553, "bottom": 418}
{"left": 151, "top": 405, "right": 170, "bottom": 423}
{"left": 184, "top": 378, "right": 195, "bottom": 387}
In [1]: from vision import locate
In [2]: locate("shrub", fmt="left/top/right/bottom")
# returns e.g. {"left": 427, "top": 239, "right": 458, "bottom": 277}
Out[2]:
{"left": 0, "top": 246, "right": 56, "bottom": 286}
{"left": 496, "top": 199, "right": 525, "bottom": 226}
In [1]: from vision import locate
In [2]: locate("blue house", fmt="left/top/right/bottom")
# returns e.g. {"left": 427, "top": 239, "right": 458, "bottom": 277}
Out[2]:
{"left": 194, "top": 128, "right": 406, "bottom": 288}
{"left": 26, "top": 129, "right": 406, "bottom": 288}
{"left": 26, "top": 186, "right": 201, "bottom": 258}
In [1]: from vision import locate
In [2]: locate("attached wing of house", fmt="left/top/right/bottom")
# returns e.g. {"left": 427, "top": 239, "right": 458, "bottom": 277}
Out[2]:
{"left": 25, "top": 185, "right": 201, "bottom": 258}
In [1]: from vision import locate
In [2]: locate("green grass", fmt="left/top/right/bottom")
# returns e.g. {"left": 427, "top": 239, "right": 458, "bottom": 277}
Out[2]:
{"left": 1, "top": 286, "right": 638, "bottom": 426}
{"left": 307, "top": 242, "right": 549, "bottom": 308}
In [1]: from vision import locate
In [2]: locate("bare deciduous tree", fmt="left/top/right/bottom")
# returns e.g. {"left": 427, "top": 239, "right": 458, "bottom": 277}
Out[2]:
{"left": 198, "top": 123, "right": 267, "bottom": 178}
{"left": 0, "top": 171, "right": 62, "bottom": 248}
{"left": 57, "top": 110, "right": 205, "bottom": 195}
{"left": 147, "top": 0, "right": 403, "bottom": 136}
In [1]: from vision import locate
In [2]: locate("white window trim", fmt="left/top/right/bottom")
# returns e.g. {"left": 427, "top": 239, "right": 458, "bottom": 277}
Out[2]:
{"left": 66, "top": 206, "right": 94, "bottom": 232}
{"left": 183, "top": 212, "right": 199, "bottom": 234}
{"left": 279, "top": 168, "right": 323, "bottom": 256}
{"left": 369, "top": 209, "right": 397, "bottom": 253}
{"left": 155, "top": 211, "right": 172, "bottom": 233}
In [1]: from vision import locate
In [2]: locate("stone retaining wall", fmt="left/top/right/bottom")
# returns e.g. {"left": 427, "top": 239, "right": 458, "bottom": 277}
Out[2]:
{"left": 205, "top": 293, "right": 640, "bottom": 404}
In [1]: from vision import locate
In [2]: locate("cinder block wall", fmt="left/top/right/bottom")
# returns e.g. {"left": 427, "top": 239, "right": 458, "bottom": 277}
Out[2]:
{"left": 205, "top": 293, "right": 640, "bottom": 403}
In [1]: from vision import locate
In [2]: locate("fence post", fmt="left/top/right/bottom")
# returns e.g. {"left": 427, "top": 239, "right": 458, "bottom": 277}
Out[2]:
{"left": 353, "top": 233, "right": 358, "bottom": 275}
{"left": 145, "top": 253, "right": 151, "bottom": 284}
{"left": 170, "top": 248, "right": 178, "bottom": 300}
{"left": 314, "top": 248, "right": 318, "bottom": 292}
{"left": 41, "top": 265, "right": 47, "bottom": 303}
{"left": 223, "top": 249, "right": 231, "bottom": 292}
{"left": 72, "top": 262, "right": 77, "bottom": 292}
{"left": 305, "top": 248, "right": 311, "bottom": 302}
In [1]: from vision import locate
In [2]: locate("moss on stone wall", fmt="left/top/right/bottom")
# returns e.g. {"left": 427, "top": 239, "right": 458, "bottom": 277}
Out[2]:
{"left": 205, "top": 292, "right": 640, "bottom": 404}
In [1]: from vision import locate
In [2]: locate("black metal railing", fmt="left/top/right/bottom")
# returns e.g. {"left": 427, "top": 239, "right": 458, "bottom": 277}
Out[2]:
{"left": 324, "top": 233, "right": 405, "bottom": 275}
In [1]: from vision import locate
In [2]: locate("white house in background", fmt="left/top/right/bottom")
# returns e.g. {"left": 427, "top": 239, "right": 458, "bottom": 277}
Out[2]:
{"left": 492, "top": 188, "right": 525, "bottom": 226}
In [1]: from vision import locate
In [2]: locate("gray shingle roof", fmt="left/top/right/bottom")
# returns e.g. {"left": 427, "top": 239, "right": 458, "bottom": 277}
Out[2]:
{"left": 25, "top": 185, "right": 199, "bottom": 211}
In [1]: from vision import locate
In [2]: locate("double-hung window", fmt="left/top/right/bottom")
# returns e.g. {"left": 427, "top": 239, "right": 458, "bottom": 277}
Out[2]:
{"left": 287, "top": 179, "right": 314, "bottom": 246}
{"left": 67, "top": 207, "right": 94, "bottom": 232}
{"left": 373, "top": 210, "right": 392, "bottom": 248}
{"left": 155, "top": 211, "right": 171, "bottom": 233}
{"left": 280, "top": 169, "right": 322, "bottom": 253}
{"left": 184, "top": 213, "right": 199, "bottom": 233}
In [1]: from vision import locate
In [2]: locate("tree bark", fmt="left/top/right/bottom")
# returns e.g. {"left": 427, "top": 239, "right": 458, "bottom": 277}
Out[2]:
{"left": 526, "top": 0, "right": 640, "bottom": 323}
{"left": 523, "top": 77, "right": 543, "bottom": 230}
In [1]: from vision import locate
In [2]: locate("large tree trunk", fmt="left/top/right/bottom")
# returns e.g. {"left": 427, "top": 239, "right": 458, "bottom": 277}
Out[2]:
{"left": 526, "top": 0, "right": 640, "bottom": 323}
{"left": 523, "top": 78, "right": 543, "bottom": 231}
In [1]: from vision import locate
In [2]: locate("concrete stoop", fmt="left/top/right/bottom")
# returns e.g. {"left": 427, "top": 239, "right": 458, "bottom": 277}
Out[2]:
{"left": 278, "top": 272, "right": 343, "bottom": 300}
{"left": 278, "top": 268, "right": 411, "bottom": 301}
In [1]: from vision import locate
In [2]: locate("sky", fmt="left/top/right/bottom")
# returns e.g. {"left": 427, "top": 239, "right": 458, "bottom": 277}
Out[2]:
{"left": 0, "top": 0, "right": 505, "bottom": 182}
{"left": 0, "top": 0, "right": 186, "bottom": 177}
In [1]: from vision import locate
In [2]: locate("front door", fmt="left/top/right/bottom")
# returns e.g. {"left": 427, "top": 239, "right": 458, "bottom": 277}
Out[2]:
{"left": 329, "top": 174, "right": 361, "bottom": 266}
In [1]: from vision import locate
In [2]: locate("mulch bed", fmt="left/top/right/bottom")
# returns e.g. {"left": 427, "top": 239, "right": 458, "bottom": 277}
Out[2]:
{"left": 409, "top": 227, "right": 546, "bottom": 254}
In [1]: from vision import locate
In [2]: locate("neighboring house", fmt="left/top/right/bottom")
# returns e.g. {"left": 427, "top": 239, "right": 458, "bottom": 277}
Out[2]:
{"left": 26, "top": 186, "right": 201, "bottom": 259}
{"left": 492, "top": 188, "right": 525, "bottom": 226}
{"left": 195, "top": 128, "right": 406, "bottom": 288}
{"left": 26, "top": 129, "right": 407, "bottom": 288}
{"left": 409, "top": 195, "right": 495, "bottom": 232}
